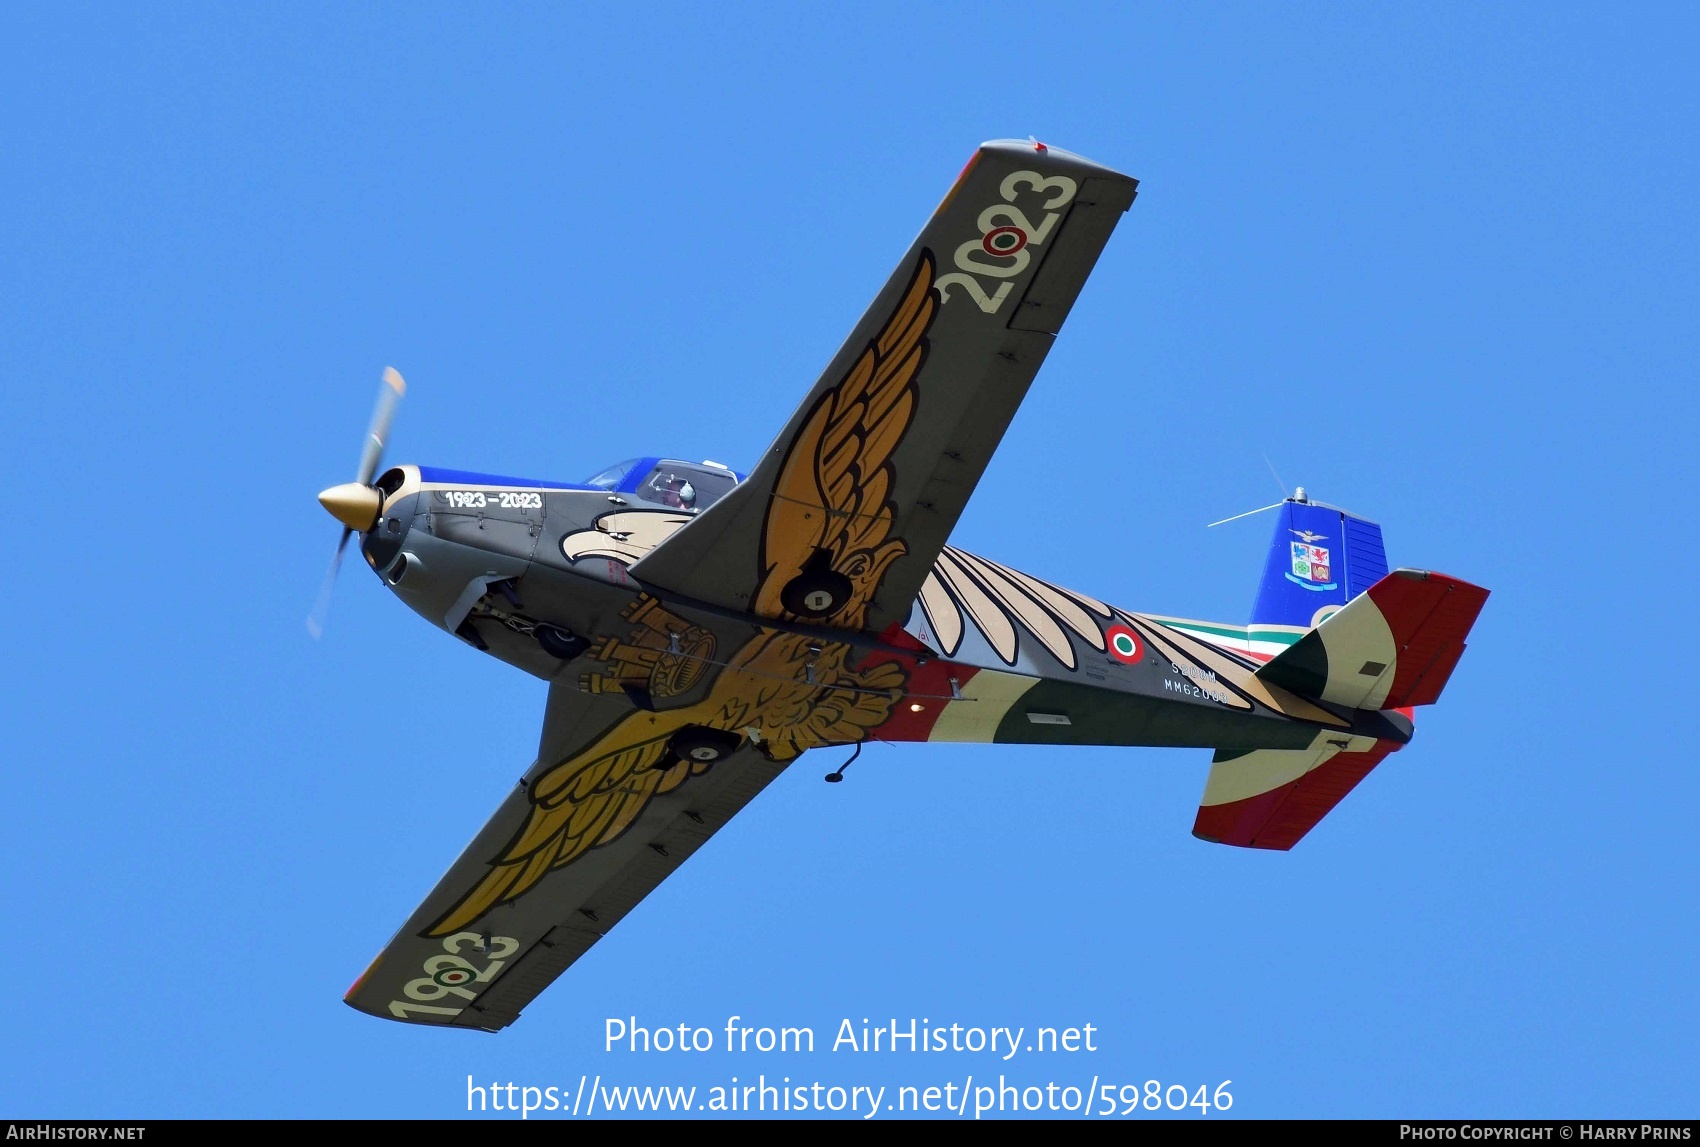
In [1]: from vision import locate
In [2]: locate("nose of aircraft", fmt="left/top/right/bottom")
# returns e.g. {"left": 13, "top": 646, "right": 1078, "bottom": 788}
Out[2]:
{"left": 318, "top": 482, "right": 382, "bottom": 532}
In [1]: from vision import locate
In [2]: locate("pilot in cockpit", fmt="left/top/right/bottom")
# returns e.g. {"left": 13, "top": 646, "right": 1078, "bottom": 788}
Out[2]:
{"left": 651, "top": 473, "right": 697, "bottom": 510}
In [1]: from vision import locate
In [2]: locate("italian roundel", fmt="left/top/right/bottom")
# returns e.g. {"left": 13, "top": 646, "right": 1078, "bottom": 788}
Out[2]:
{"left": 1105, "top": 624, "right": 1143, "bottom": 664}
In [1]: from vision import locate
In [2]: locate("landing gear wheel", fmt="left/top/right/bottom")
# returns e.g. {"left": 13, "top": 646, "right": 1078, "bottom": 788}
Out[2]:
{"left": 536, "top": 624, "right": 589, "bottom": 661}
{"left": 666, "top": 725, "right": 743, "bottom": 767}
{"left": 780, "top": 568, "right": 853, "bottom": 618}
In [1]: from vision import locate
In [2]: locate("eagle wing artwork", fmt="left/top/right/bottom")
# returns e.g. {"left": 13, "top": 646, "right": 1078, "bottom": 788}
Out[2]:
{"left": 315, "top": 141, "right": 1489, "bottom": 1030}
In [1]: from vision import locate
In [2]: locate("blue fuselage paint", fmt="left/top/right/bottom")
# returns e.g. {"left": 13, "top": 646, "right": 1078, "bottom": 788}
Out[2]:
{"left": 415, "top": 466, "right": 599, "bottom": 491}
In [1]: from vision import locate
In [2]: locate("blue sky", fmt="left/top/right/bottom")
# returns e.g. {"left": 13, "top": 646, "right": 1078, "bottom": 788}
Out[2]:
{"left": 3, "top": 2, "right": 1696, "bottom": 1119}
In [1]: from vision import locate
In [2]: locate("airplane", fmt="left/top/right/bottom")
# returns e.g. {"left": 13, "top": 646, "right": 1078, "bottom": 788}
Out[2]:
{"left": 315, "top": 140, "right": 1489, "bottom": 1031}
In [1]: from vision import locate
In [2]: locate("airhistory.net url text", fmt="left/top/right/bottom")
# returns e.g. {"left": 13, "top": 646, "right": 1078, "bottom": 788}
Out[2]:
{"left": 466, "top": 1074, "right": 1234, "bottom": 1118}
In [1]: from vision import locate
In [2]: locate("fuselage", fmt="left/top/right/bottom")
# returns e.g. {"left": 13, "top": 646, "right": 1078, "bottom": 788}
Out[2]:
{"left": 360, "top": 462, "right": 1409, "bottom": 754}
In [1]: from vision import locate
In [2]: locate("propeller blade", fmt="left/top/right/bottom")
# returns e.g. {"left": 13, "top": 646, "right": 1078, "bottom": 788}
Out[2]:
{"left": 313, "top": 366, "right": 406, "bottom": 637}
{"left": 354, "top": 367, "right": 406, "bottom": 486}
{"left": 306, "top": 527, "right": 354, "bottom": 639}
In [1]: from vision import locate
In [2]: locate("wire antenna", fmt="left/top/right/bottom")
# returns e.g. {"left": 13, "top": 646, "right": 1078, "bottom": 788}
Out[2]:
{"left": 824, "top": 742, "right": 863, "bottom": 783}
{"left": 1262, "top": 453, "right": 1289, "bottom": 500}
{"left": 1206, "top": 500, "right": 1285, "bottom": 528}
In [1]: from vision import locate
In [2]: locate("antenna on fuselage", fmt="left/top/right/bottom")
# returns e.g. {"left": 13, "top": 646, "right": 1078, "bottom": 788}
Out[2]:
{"left": 1206, "top": 487, "right": 1309, "bottom": 528}
{"left": 1206, "top": 500, "right": 1285, "bottom": 528}
{"left": 824, "top": 741, "right": 863, "bottom": 784}
{"left": 1205, "top": 455, "right": 1305, "bottom": 528}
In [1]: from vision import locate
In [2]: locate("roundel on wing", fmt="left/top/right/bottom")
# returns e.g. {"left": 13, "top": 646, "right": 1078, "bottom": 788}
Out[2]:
{"left": 982, "top": 225, "right": 1028, "bottom": 256}
{"left": 1105, "top": 624, "right": 1143, "bottom": 664}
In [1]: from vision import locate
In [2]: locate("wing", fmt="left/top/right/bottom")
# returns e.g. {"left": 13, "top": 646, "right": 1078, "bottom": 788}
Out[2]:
{"left": 422, "top": 719, "right": 702, "bottom": 940}
{"left": 629, "top": 139, "right": 1138, "bottom": 634}
{"left": 343, "top": 682, "right": 788, "bottom": 1030}
{"left": 748, "top": 253, "right": 934, "bottom": 628}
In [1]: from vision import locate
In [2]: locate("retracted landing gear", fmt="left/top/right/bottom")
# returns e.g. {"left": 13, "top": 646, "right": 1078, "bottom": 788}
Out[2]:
{"left": 464, "top": 584, "right": 589, "bottom": 664}
{"left": 535, "top": 624, "right": 589, "bottom": 661}
{"left": 780, "top": 551, "right": 853, "bottom": 619}
{"left": 666, "top": 726, "right": 743, "bottom": 766}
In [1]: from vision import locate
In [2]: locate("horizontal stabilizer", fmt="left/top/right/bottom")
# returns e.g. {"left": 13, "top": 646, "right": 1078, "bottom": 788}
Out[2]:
{"left": 1257, "top": 569, "right": 1489, "bottom": 709}
{"left": 1192, "top": 735, "right": 1401, "bottom": 850}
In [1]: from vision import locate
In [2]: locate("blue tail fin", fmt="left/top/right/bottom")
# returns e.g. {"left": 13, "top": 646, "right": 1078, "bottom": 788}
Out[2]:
{"left": 1251, "top": 496, "right": 1388, "bottom": 630}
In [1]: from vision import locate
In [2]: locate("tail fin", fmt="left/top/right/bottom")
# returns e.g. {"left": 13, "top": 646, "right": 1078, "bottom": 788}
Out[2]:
{"left": 1252, "top": 495, "right": 1388, "bottom": 632}
{"left": 1194, "top": 502, "right": 1490, "bottom": 851}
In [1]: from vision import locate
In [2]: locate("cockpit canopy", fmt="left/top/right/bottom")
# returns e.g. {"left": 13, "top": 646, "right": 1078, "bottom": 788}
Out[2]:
{"left": 584, "top": 457, "right": 741, "bottom": 513}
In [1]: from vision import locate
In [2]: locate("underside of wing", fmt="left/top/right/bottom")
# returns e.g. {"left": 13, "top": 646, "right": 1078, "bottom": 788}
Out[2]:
{"left": 343, "top": 683, "right": 789, "bottom": 1030}
{"left": 628, "top": 140, "right": 1138, "bottom": 635}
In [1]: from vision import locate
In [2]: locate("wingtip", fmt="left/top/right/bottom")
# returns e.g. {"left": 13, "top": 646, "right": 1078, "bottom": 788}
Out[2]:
{"left": 382, "top": 366, "right": 406, "bottom": 396}
{"left": 345, "top": 953, "right": 383, "bottom": 1001}
{"left": 976, "top": 138, "right": 1130, "bottom": 179}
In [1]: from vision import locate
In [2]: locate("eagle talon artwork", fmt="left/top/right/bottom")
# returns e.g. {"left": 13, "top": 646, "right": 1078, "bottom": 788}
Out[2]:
{"left": 315, "top": 140, "right": 1489, "bottom": 1030}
